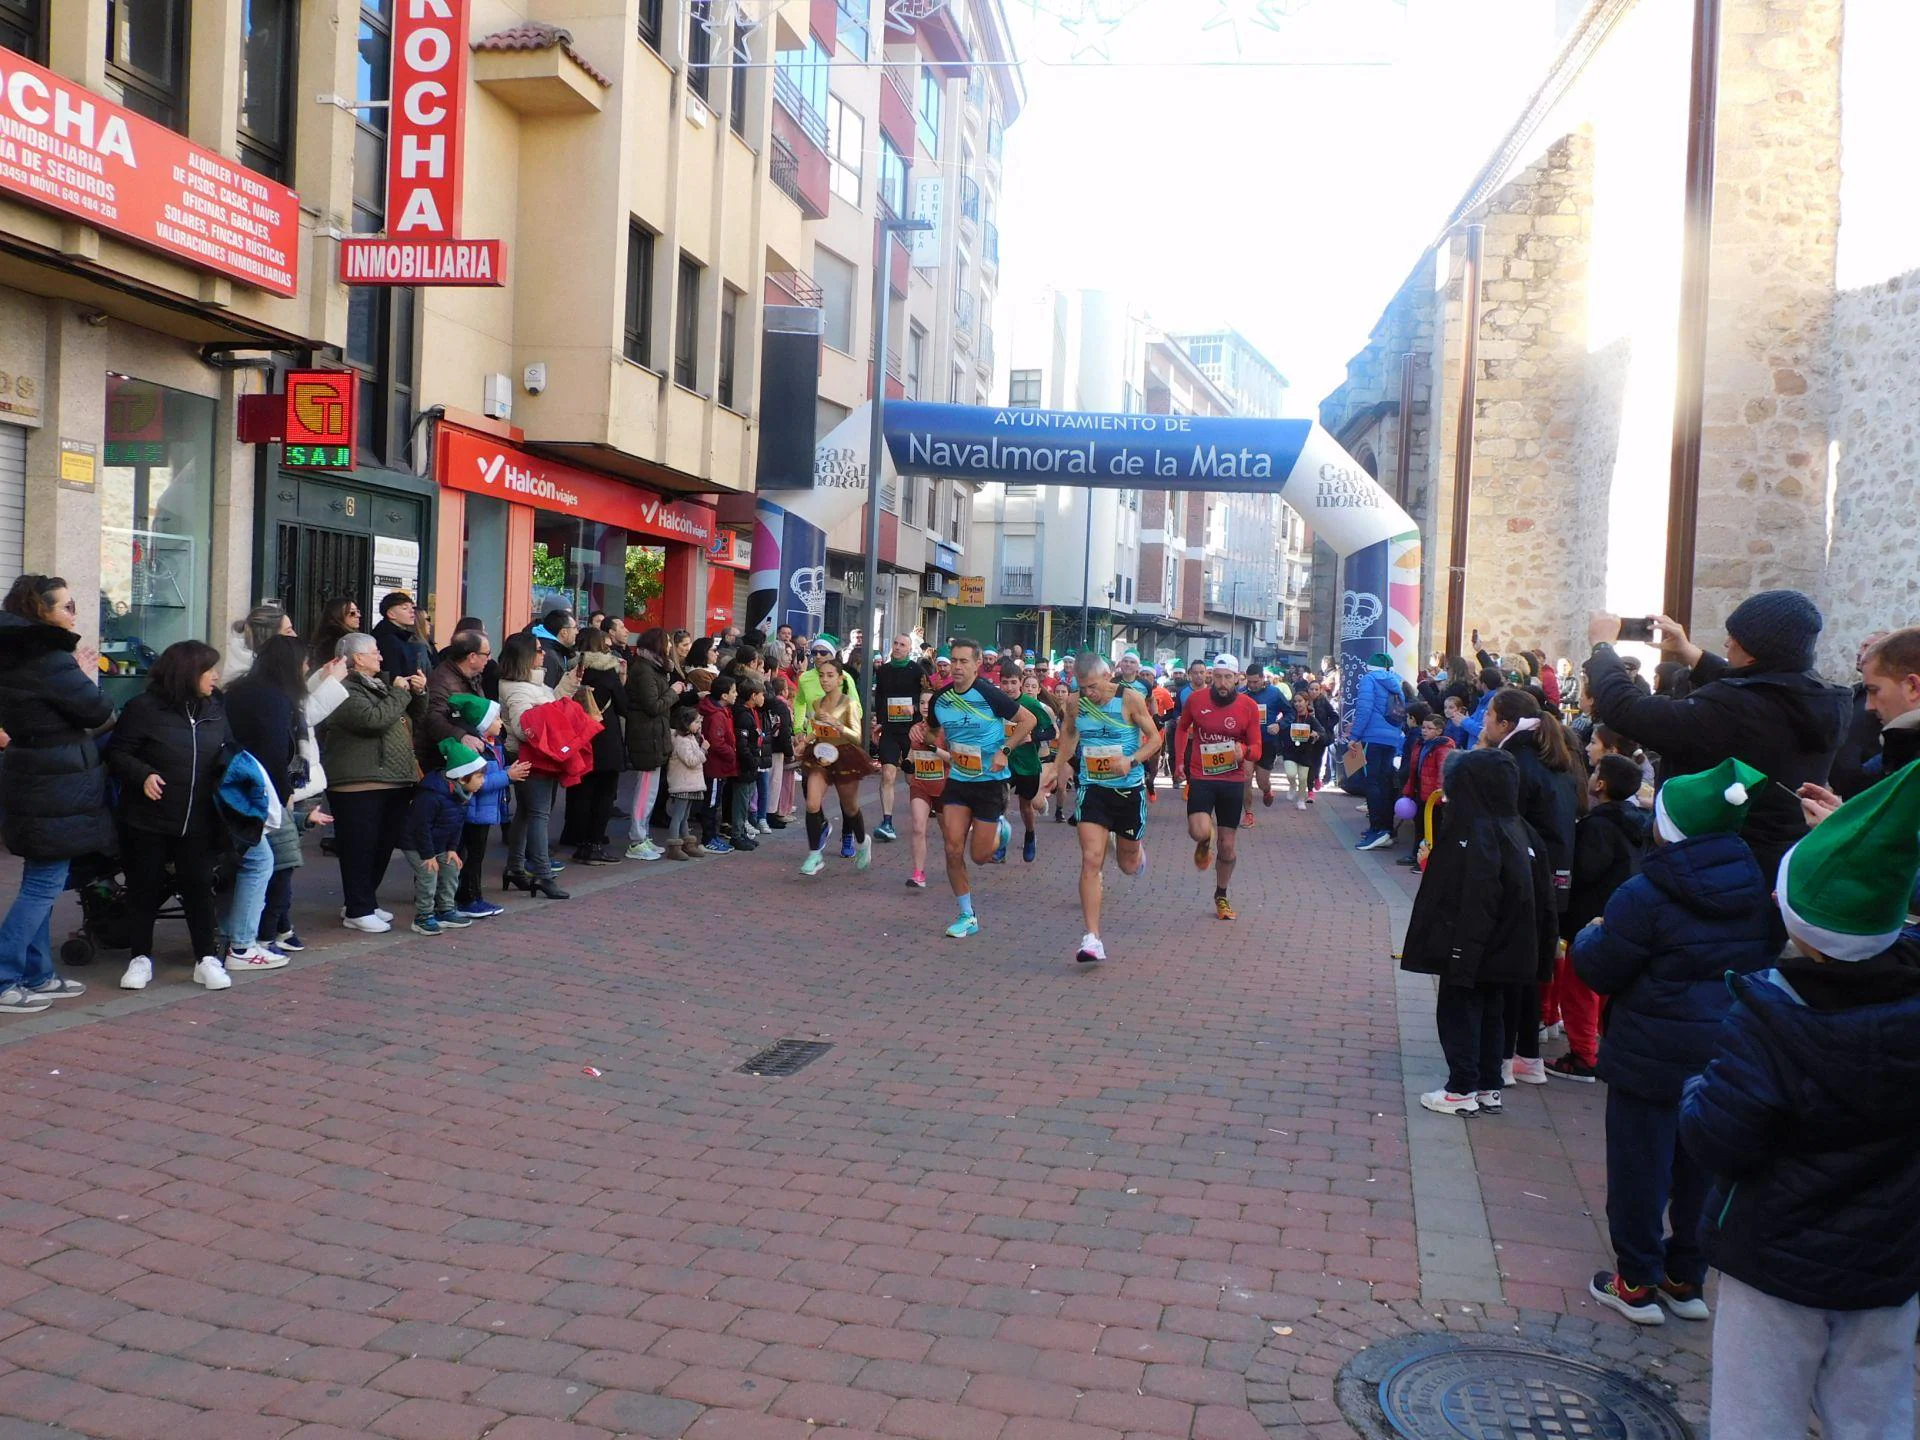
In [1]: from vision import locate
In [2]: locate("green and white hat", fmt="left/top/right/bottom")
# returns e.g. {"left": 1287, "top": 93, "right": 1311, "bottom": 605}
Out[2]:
{"left": 446, "top": 692, "right": 501, "bottom": 735}
{"left": 436, "top": 737, "right": 487, "bottom": 780}
{"left": 1778, "top": 759, "right": 1920, "bottom": 962}
{"left": 1653, "top": 757, "right": 1764, "bottom": 843}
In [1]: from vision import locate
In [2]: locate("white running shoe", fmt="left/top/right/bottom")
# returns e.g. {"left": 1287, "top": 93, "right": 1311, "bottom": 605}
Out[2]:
{"left": 342, "top": 913, "right": 392, "bottom": 934}
{"left": 1295, "top": 799, "right": 1307, "bottom": 812}
{"left": 1511, "top": 1056, "right": 1549, "bottom": 1085}
{"left": 340, "top": 906, "right": 394, "bottom": 924}
{"left": 1500, "top": 1059, "right": 1515, "bottom": 1087}
{"left": 1420, "top": 1088, "right": 1480, "bottom": 1116}
{"left": 1075, "top": 933, "right": 1107, "bottom": 965}
{"left": 192, "top": 956, "right": 232, "bottom": 991}
{"left": 226, "top": 946, "right": 289, "bottom": 973}
{"left": 856, "top": 836, "right": 873, "bottom": 871}
{"left": 119, "top": 955, "right": 153, "bottom": 990}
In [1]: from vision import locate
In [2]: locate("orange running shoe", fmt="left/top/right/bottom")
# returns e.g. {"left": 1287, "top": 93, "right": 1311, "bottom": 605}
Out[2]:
{"left": 1194, "top": 837, "right": 1212, "bottom": 871}
{"left": 1214, "top": 895, "right": 1236, "bottom": 922}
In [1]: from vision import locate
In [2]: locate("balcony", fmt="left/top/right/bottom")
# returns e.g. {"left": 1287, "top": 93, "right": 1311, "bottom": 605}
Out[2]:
{"left": 981, "top": 219, "right": 999, "bottom": 274}
{"left": 977, "top": 325, "right": 993, "bottom": 375}
{"left": 872, "top": 342, "right": 905, "bottom": 400}
{"left": 769, "top": 138, "right": 805, "bottom": 208}
{"left": 765, "top": 267, "right": 823, "bottom": 308}
{"left": 966, "top": 71, "right": 987, "bottom": 114}
{"left": 770, "top": 82, "right": 832, "bottom": 219}
{"left": 879, "top": 68, "right": 916, "bottom": 153}
{"left": 959, "top": 174, "right": 981, "bottom": 226}
{"left": 986, "top": 118, "right": 1004, "bottom": 164}
{"left": 772, "top": 68, "right": 828, "bottom": 148}
{"left": 954, "top": 287, "right": 975, "bottom": 337}
{"left": 1001, "top": 567, "right": 1034, "bottom": 600}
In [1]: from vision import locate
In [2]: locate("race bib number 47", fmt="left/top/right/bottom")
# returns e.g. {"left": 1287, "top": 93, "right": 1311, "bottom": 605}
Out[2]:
{"left": 949, "top": 741, "right": 983, "bottom": 778}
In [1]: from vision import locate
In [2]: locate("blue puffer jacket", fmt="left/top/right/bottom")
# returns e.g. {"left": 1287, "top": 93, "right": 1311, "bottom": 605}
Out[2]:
{"left": 1570, "top": 831, "right": 1775, "bottom": 1102}
{"left": 1680, "top": 944, "right": 1920, "bottom": 1310}
{"left": 1460, "top": 691, "right": 1493, "bottom": 748}
{"left": 463, "top": 740, "right": 513, "bottom": 828}
{"left": 1350, "top": 667, "right": 1406, "bottom": 748}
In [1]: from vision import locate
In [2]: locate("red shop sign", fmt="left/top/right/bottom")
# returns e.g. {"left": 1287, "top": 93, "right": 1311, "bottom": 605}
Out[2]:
{"left": 0, "top": 53, "right": 298, "bottom": 295}
{"left": 388, "top": 0, "right": 471, "bottom": 238}
{"left": 437, "top": 426, "right": 715, "bottom": 547}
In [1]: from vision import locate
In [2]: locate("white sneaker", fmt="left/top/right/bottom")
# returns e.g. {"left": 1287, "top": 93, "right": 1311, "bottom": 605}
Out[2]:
{"left": 192, "top": 957, "right": 232, "bottom": 991}
{"left": 1420, "top": 1088, "right": 1480, "bottom": 1116}
{"left": 340, "top": 906, "right": 394, "bottom": 924}
{"left": 1501, "top": 1059, "right": 1515, "bottom": 1087}
{"left": 1075, "top": 933, "right": 1107, "bottom": 965}
{"left": 759, "top": 821, "right": 776, "bottom": 836}
{"left": 120, "top": 955, "right": 153, "bottom": 990}
{"left": 342, "top": 913, "right": 392, "bottom": 934}
{"left": 1295, "top": 799, "right": 1307, "bottom": 811}
{"left": 226, "top": 946, "right": 289, "bottom": 973}
{"left": 1511, "top": 1056, "right": 1549, "bottom": 1085}
{"left": 626, "top": 840, "right": 662, "bottom": 862}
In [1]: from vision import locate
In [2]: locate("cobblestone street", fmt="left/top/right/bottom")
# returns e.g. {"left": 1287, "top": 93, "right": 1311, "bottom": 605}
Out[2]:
{"left": 0, "top": 788, "right": 1834, "bottom": 1439}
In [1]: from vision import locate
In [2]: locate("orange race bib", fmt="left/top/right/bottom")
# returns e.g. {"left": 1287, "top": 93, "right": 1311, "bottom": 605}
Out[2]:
{"left": 885, "top": 695, "right": 916, "bottom": 723}
{"left": 949, "top": 741, "right": 984, "bottom": 779}
{"left": 1290, "top": 723, "right": 1311, "bottom": 743}
{"left": 1199, "top": 740, "right": 1240, "bottom": 776}
{"left": 910, "top": 749, "right": 946, "bottom": 783}
{"left": 1083, "top": 744, "right": 1128, "bottom": 781}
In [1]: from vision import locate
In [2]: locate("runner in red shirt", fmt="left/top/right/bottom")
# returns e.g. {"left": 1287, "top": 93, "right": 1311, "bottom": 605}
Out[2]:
{"left": 1171, "top": 654, "right": 1264, "bottom": 920}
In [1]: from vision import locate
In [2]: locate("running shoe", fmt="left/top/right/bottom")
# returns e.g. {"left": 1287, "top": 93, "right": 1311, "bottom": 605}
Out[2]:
{"left": 225, "top": 945, "right": 289, "bottom": 973}
{"left": 706, "top": 837, "right": 736, "bottom": 855}
{"left": 856, "top": 836, "right": 873, "bottom": 871}
{"left": 275, "top": 930, "right": 307, "bottom": 952}
{"left": 1590, "top": 1273, "right": 1664, "bottom": 1326}
{"left": 1419, "top": 1088, "right": 1479, "bottom": 1116}
{"left": 0, "top": 986, "right": 51, "bottom": 1014}
{"left": 800, "top": 850, "right": 826, "bottom": 876}
{"left": 1243, "top": 816, "right": 1255, "bottom": 830}
{"left": 841, "top": 833, "right": 857, "bottom": 859}
{"left": 992, "top": 817, "right": 1011, "bottom": 864}
{"left": 1475, "top": 1090, "right": 1504, "bottom": 1114}
{"left": 1295, "top": 799, "right": 1307, "bottom": 812}
{"left": 1511, "top": 1056, "right": 1549, "bottom": 1085}
{"left": 1076, "top": 933, "right": 1106, "bottom": 965}
{"left": 906, "top": 869, "right": 926, "bottom": 888}
{"left": 1022, "top": 833, "right": 1037, "bottom": 863}
{"left": 1214, "top": 895, "right": 1236, "bottom": 922}
{"left": 23, "top": 976, "right": 85, "bottom": 1000}
{"left": 1262, "top": 790, "right": 1274, "bottom": 808}
{"left": 875, "top": 819, "right": 898, "bottom": 842}
{"left": 1194, "top": 836, "right": 1212, "bottom": 871}
{"left": 456, "top": 900, "right": 504, "bottom": 920}
{"left": 192, "top": 956, "right": 232, "bottom": 990}
{"left": 433, "top": 910, "right": 474, "bottom": 929}
{"left": 945, "top": 913, "right": 980, "bottom": 939}
{"left": 1657, "top": 1278, "right": 1711, "bottom": 1321}
{"left": 1546, "top": 1054, "right": 1598, "bottom": 1083}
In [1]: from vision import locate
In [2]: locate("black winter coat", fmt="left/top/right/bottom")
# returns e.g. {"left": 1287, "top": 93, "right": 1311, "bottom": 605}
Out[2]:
{"left": 577, "top": 656, "right": 628, "bottom": 774}
{"left": 1400, "top": 749, "right": 1557, "bottom": 988}
{"left": 733, "top": 700, "right": 765, "bottom": 774}
{"left": 0, "top": 613, "right": 116, "bottom": 861}
{"left": 1500, "top": 728, "right": 1578, "bottom": 910}
{"left": 623, "top": 652, "right": 675, "bottom": 772}
{"left": 372, "top": 617, "right": 430, "bottom": 679}
{"left": 107, "top": 691, "right": 230, "bottom": 837}
{"left": 1561, "top": 800, "right": 1648, "bottom": 939}
{"left": 1585, "top": 644, "right": 1851, "bottom": 883}
{"left": 1680, "top": 943, "right": 1920, "bottom": 1310}
{"left": 222, "top": 677, "right": 300, "bottom": 804}
{"left": 765, "top": 696, "right": 795, "bottom": 760}
{"left": 1571, "top": 830, "right": 1774, "bottom": 1102}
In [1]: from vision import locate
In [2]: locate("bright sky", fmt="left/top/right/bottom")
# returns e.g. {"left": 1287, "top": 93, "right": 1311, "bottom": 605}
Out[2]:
{"left": 992, "top": 0, "right": 1570, "bottom": 413}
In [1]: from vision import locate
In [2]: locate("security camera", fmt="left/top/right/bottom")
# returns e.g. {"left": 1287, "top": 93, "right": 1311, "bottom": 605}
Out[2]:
{"left": 523, "top": 362, "right": 547, "bottom": 396}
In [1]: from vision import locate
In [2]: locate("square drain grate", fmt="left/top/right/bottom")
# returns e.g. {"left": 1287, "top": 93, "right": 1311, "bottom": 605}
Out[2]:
{"left": 735, "top": 1039, "right": 834, "bottom": 1076}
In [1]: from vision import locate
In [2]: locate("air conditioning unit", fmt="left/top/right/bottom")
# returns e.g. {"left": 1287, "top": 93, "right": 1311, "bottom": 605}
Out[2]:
{"left": 483, "top": 373, "right": 512, "bottom": 420}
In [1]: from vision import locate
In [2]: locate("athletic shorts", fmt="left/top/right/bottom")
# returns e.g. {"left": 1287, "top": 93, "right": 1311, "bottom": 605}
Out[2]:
{"left": 1077, "top": 784, "right": 1146, "bottom": 841}
{"left": 1010, "top": 771, "right": 1041, "bottom": 800}
{"left": 942, "top": 778, "right": 1008, "bottom": 823}
{"left": 877, "top": 728, "right": 913, "bottom": 767}
{"left": 1186, "top": 777, "right": 1245, "bottom": 828}
{"left": 908, "top": 782, "right": 945, "bottom": 811}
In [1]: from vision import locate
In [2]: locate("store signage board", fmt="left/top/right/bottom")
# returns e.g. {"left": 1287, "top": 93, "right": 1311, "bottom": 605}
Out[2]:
{"left": 337, "top": 236, "right": 504, "bottom": 286}
{"left": 0, "top": 52, "right": 298, "bottom": 295}
{"left": 388, "top": 0, "right": 470, "bottom": 238}
{"left": 282, "top": 369, "right": 357, "bottom": 469}
{"left": 437, "top": 425, "right": 717, "bottom": 547}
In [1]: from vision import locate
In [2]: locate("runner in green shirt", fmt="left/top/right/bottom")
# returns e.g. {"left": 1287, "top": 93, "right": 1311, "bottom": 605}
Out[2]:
{"left": 1009, "top": 673, "right": 1060, "bottom": 863}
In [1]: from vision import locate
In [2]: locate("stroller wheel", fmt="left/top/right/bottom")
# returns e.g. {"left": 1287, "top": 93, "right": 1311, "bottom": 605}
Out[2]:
{"left": 60, "top": 935, "right": 95, "bottom": 967}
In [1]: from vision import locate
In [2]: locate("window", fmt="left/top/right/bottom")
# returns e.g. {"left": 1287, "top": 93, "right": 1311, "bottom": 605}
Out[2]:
{"left": 1009, "top": 369, "right": 1041, "bottom": 407}
{"left": 774, "top": 35, "right": 829, "bottom": 144}
{"left": 950, "top": 363, "right": 966, "bottom": 404}
{"left": 675, "top": 254, "right": 704, "bottom": 389}
{"left": 718, "top": 285, "right": 742, "bottom": 409}
{"left": 877, "top": 137, "right": 908, "bottom": 219}
{"left": 687, "top": 0, "right": 713, "bottom": 102}
{"left": 827, "top": 95, "right": 862, "bottom": 205}
{"left": 0, "top": 0, "right": 44, "bottom": 61}
{"left": 237, "top": 0, "right": 297, "bottom": 181}
{"left": 916, "top": 67, "right": 942, "bottom": 156}
{"left": 638, "top": 0, "right": 662, "bottom": 48}
{"left": 907, "top": 325, "right": 926, "bottom": 400}
{"left": 624, "top": 221, "right": 656, "bottom": 365}
{"left": 815, "top": 249, "right": 857, "bottom": 355}
{"left": 949, "top": 487, "right": 964, "bottom": 543}
{"left": 901, "top": 469, "right": 916, "bottom": 526}
{"left": 105, "top": 0, "right": 188, "bottom": 130}
{"left": 344, "top": 0, "right": 416, "bottom": 467}
{"left": 836, "top": 0, "right": 869, "bottom": 60}
{"left": 729, "top": 22, "right": 749, "bottom": 138}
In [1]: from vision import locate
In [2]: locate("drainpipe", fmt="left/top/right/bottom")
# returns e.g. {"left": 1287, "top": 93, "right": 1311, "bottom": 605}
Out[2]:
{"left": 1663, "top": 0, "right": 1722, "bottom": 630}
{"left": 1442, "top": 225, "right": 1484, "bottom": 661}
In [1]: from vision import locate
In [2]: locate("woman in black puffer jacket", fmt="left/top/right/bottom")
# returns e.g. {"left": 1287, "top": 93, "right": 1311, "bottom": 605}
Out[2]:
{"left": 106, "top": 640, "right": 232, "bottom": 993}
{"left": 0, "top": 576, "right": 115, "bottom": 1012}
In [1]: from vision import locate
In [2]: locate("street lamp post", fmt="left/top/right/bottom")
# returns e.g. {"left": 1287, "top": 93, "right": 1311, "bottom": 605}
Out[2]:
{"left": 862, "top": 215, "right": 933, "bottom": 713}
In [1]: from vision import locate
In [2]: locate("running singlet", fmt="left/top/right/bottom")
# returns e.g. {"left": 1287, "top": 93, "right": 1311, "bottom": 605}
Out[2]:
{"left": 1177, "top": 690, "right": 1264, "bottom": 783}
{"left": 930, "top": 681, "right": 1023, "bottom": 783}
{"left": 1076, "top": 692, "right": 1145, "bottom": 790}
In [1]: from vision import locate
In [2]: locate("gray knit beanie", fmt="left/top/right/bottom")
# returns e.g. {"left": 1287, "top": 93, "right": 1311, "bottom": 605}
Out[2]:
{"left": 1725, "top": 589, "right": 1822, "bottom": 672}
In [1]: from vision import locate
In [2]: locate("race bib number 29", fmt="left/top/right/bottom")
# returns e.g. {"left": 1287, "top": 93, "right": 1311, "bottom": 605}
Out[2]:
{"left": 1084, "top": 744, "right": 1127, "bottom": 780}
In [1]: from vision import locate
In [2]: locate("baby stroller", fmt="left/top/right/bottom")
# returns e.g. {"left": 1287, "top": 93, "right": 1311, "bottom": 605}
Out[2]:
{"left": 59, "top": 845, "right": 235, "bottom": 967}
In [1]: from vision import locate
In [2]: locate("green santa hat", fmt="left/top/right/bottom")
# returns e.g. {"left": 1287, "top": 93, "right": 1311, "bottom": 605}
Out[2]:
{"left": 1653, "top": 757, "right": 1764, "bottom": 843}
{"left": 446, "top": 692, "right": 502, "bottom": 735}
{"left": 1778, "top": 759, "right": 1920, "bottom": 962}
{"left": 436, "top": 737, "right": 487, "bottom": 781}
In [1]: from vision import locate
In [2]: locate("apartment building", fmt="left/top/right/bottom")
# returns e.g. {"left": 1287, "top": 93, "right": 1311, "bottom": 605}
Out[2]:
{"left": 767, "top": 0, "right": 1022, "bottom": 646}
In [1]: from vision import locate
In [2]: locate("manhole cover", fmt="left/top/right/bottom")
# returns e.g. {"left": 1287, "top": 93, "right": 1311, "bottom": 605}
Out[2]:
{"left": 1376, "top": 1342, "right": 1689, "bottom": 1440}
{"left": 735, "top": 1039, "right": 833, "bottom": 1076}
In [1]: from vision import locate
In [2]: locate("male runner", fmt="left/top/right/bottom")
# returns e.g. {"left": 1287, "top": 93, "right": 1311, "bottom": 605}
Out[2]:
{"left": 1048, "top": 653, "right": 1162, "bottom": 965}
{"left": 927, "top": 638, "right": 1036, "bottom": 939}
{"left": 870, "top": 633, "right": 926, "bottom": 842}
{"left": 1172, "top": 654, "right": 1264, "bottom": 920}
{"left": 1245, "top": 665, "right": 1291, "bottom": 812}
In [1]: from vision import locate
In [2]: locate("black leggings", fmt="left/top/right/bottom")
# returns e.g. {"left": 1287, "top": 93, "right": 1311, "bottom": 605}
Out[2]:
{"left": 1504, "top": 983, "right": 1542, "bottom": 1061}
{"left": 122, "top": 826, "right": 219, "bottom": 961}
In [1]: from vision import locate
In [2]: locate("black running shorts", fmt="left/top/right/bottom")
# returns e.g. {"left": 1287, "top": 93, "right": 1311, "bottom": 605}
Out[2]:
{"left": 1186, "top": 777, "right": 1245, "bottom": 828}
{"left": 943, "top": 779, "right": 1008, "bottom": 823}
{"left": 1077, "top": 784, "right": 1146, "bottom": 841}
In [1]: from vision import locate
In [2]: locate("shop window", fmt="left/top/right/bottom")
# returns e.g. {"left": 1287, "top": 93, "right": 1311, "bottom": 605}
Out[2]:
{"left": 675, "top": 253, "right": 704, "bottom": 390}
{"left": 637, "top": 0, "right": 661, "bottom": 49}
{"left": 827, "top": 95, "right": 862, "bottom": 205}
{"left": 815, "top": 248, "right": 856, "bottom": 355}
{"left": 98, "top": 377, "right": 215, "bottom": 703}
{"left": 625, "top": 220, "right": 656, "bottom": 366}
{"left": 687, "top": 0, "right": 712, "bottom": 102}
{"left": 718, "top": 284, "right": 742, "bottom": 410}
{"left": 106, "top": 0, "right": 189, "bottom": 131}
{"left": 238, "top": 0, "right": 297, "bottom": 181}
{"left": 0, "top": 0, "right": 44, "bottom": 61}
{"left": 532, "top": 515, "right": 629, "bottom": 624}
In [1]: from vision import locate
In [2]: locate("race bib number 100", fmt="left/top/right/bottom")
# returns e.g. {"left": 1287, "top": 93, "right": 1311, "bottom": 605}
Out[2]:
{"left": 911, "top": 749, "right": 946, "bottom": 783}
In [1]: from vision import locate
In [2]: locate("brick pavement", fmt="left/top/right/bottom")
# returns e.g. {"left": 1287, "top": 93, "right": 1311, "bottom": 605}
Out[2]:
{"left": 0, "top": 781, "right": 1893, "bottom": 1438}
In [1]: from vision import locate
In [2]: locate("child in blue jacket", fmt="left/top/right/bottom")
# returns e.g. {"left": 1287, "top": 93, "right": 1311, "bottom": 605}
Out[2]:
{"left": 1681, "top": 760, "right": 1920, "bottom": 1440}
{"left": 403, "top": 739, "right": 486, "bottom": 936}
{"left": 446, "top": 693, "right": 526, "bottom": 919}
{"left": 1573, "top": 758, "right": 1774, "bottom": 1327}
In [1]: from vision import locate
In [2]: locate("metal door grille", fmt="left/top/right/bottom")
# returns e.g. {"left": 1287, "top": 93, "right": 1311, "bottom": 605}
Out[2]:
{"left": 276, "top": 523, "right": 372, "bottom": 638}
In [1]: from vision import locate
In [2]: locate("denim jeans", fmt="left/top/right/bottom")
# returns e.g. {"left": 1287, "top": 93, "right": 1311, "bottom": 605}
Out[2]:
{"left": 224, "top": 833, "right": 274, "bottom": 949}
{"left": 506, "top": 774, "right": 559, "bottom": 879}
{"left": 0, "top": 857, "right": 69, "bottom": 989}
{"left": 1364, "top": 742, "right": 1399, "bottom": 833}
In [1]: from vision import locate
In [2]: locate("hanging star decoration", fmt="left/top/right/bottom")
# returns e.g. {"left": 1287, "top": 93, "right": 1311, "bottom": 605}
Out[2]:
{"left": 887, "top": 0, "right": 955, "bottom": 36}
{"left": 1199, "top": 0, "right": 1303, "bottom": 53}
{"left": 1053, "top": 0, "right": 1153, "bottom": 61}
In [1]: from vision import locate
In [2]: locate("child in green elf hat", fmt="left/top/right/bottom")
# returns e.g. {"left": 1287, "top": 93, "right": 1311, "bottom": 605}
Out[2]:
{"left": 402, "top": 739, "right": 488, "bottom": 936}
{"left": 1572, "top": 757, "right": 1777, "bottom": 1326}
{"left": 1680, "top": 759, "right": 1920, "bottom": 1439}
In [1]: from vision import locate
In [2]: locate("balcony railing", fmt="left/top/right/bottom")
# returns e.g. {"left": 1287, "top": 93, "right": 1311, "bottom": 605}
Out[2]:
{"left": 769, "top": 138, "right": 805, "bottom": 209}
{"left": 959, "top": 174, "right": 981, "bottom": 225}
{"left": 772, "top": 67, "right": 827, "bottom": 148}
{"left": 966, "top": 71, "right": 987, "bottom": 113}
{"left": 986, "top": 118, "right": 1004, "bottom": 162}
{"left": 767, "top": 266, "right": 822, "bottom": 307}
{"left": 954, "top": 287, "right": 975, "bottom": 336}
{"left": 977, "top": 326, "right": 994, "bottom": 374}
{"left": 982, "top": 219, "right": 999, "bottom": 272}
{"left": 1001, "top": 567, "right": 1034, "bottom": 599}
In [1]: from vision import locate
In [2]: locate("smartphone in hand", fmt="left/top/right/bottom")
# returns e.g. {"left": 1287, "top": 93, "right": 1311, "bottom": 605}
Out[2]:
{"left": 1617, "top": 617, "right": 1659, "bottom": 644}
